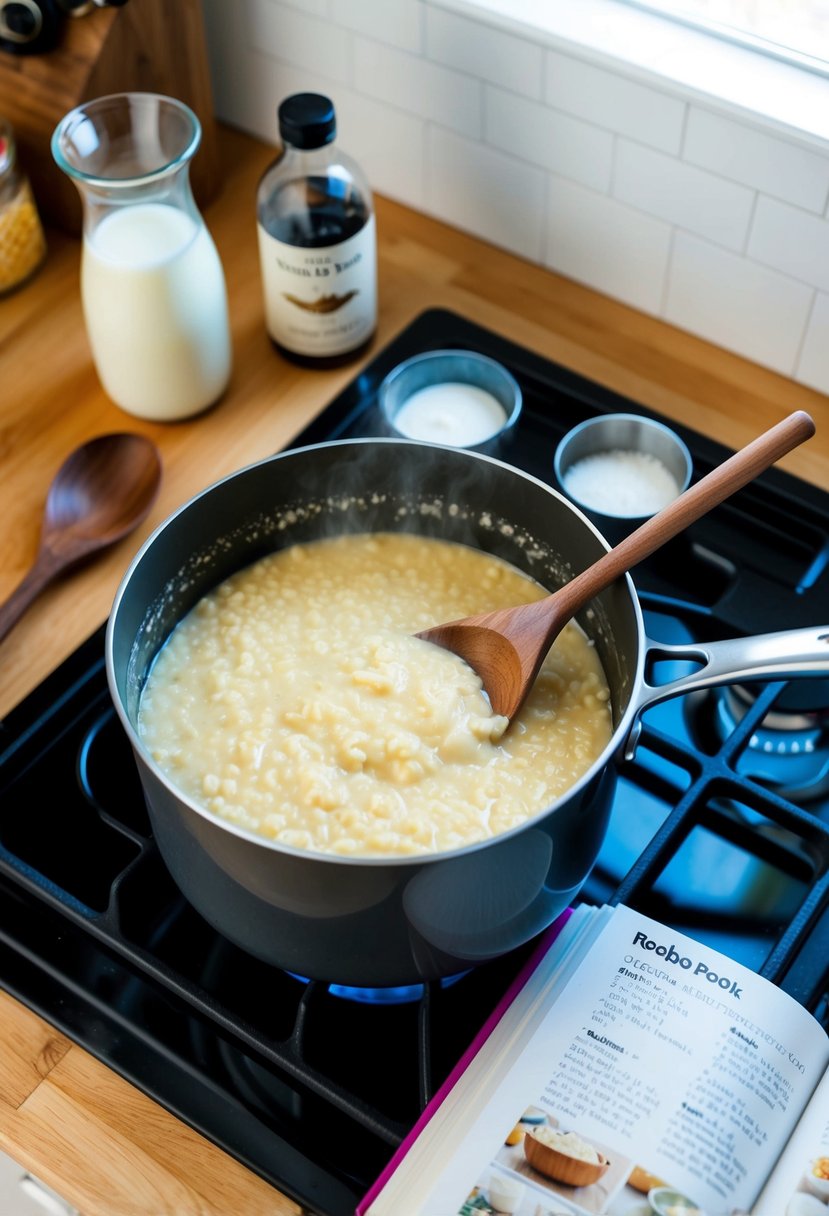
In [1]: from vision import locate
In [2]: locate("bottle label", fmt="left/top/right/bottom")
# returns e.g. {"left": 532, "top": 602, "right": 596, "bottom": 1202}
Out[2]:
{"left": 257, "top": 215, "right": 377, "bottom": 357}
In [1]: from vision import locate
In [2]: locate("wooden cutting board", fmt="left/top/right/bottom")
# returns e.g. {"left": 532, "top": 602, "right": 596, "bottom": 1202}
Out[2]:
{"left": 0, "top": 0, "right": 220, "bottom": 234}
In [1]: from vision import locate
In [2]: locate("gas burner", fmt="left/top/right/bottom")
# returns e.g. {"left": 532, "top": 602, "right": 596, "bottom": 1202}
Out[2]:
{"left": 300, "top": 975, "right": 467, "bottom": 1005}
{"left": 326, "top": 983, "right": 426, "bottom": 1005}
{"left": 690, "top": 679, "right": 829, "bottom": 805}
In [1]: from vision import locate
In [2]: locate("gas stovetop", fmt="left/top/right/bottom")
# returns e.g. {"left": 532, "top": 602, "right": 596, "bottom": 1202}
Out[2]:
{"left": 1, "top": 309, "right": 828, "bottom": 1215}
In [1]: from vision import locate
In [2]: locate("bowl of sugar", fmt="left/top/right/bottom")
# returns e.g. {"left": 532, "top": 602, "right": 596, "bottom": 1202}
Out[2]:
{"left": 554, "top": 412, "right": 692, "bottom": 544}
{"left": 378, "top": 349, "right": 522, "bottom": 454}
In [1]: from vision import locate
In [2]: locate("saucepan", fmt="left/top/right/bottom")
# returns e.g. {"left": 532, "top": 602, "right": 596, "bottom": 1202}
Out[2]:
{"left": 106, "top": 439, "right": 829, "bottom": 986}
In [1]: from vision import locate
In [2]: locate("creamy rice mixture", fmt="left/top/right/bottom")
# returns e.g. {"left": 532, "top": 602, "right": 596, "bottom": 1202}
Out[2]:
{"left": 138, "top": 532, "right": 612, "bottom": 857}
{"left": 528, "top": 1128, "right": 600, "bottom": 1163}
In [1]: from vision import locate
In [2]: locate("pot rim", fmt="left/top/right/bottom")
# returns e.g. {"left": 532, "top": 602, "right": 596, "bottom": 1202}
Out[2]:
{"left": 105, "top": 436, "right": 647, "bottom": 867}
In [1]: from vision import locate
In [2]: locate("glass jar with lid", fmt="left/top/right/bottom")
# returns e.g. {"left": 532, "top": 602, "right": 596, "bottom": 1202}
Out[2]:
{"left": 0, "top": 118, "right": 47, "bottom": 295}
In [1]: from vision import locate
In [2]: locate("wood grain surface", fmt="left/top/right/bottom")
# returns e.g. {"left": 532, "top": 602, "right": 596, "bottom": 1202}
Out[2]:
{"left": 0, "top": 121, "right": 826, "bottom": 1215}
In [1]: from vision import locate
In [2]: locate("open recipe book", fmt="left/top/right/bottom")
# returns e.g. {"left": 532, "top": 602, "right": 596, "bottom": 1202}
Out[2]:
{"left": 357, "top": 903, "right": 829, "bottom": 1216}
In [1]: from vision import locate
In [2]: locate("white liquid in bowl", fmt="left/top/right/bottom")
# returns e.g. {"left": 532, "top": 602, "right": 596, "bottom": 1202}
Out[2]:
{"left": 392, "top": 382, "right": 508, "bottom": 446}
{"left": 81, "top": 202, "right": 231, "bottom": 421}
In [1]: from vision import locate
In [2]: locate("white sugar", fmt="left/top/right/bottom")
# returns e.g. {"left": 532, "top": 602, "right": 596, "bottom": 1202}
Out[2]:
{"left": 563, "top": 448, "right": 680, "bottom": 516}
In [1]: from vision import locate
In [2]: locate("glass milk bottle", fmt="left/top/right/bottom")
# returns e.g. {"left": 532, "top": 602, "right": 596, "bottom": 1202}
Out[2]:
{"left": 51, "top": 92, "right": 231, "bottom": 422}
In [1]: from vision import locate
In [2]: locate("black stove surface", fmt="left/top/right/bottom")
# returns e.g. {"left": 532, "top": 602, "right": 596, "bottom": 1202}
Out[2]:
{"left": 1, "top": 309, "right": 828, "bottom": 1215}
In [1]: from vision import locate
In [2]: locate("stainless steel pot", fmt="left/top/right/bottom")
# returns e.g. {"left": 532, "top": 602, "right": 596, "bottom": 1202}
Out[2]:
{"left": 106, "top": 439, "right": 829, "bottom": 986}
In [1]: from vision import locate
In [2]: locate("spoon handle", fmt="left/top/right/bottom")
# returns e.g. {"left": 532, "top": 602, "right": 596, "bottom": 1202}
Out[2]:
{"left": 0, "top": 549, "right": 63, "bottom": 645}
{"left": 555, "top": 409, "right": 815, "bottom": 616}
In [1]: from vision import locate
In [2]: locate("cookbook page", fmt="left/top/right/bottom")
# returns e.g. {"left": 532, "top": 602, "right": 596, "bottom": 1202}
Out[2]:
{"left": 422, "top": 905, "right": 829, "bottom": 1216}
{"left": 750, "top": 1066, "right": 829, "bottom": 1216}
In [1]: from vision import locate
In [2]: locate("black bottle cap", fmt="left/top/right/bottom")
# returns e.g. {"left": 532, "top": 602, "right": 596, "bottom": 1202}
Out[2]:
{"left": 278, "top": 93, "right": 336, "bottom": 150}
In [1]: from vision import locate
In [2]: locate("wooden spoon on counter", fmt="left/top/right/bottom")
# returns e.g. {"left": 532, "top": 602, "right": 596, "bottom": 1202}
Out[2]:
{"left": 0, "top": 432, "right": 162, "bottom": 645}
{"left": 417, "top": 410, "right": 815, "bottom": 721}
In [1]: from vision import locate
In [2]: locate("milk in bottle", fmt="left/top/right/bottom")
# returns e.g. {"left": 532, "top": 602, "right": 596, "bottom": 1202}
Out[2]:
{"left": 81, "top": 203, "right": 230, "bottom": 419}
{"left": 52, "top": 92, "right": 232, "bottom": 422}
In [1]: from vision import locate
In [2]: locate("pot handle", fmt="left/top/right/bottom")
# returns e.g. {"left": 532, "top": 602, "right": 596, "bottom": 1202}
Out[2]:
{"left": 624, "top": 624, "right": 829, "bottom": 760}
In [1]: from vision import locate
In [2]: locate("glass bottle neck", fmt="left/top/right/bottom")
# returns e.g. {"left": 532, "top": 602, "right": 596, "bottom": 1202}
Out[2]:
{"left": 52, "top": 92, "right": 205, "bottom": 238}
{"left": 77, "top": 166, "right": 201, "bottom": 241}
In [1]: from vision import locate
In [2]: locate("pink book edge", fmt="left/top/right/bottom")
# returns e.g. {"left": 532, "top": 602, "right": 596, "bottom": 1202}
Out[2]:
{"left": 355, "top": 906, "right": 574, "bottom": 1214}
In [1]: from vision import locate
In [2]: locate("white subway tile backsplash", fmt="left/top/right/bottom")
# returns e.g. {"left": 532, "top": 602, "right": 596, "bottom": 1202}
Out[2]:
{"left": 354, "top": 38, "right": 482, "bottom": 138}
{"left": 614, "top": 140, "right": 754, "bottom": 252}
{"left": 208, "top": 50, "right": 307, "bottom": 147}
{"left": 425, "top": 5, "right": 543, "bottom": 98}
{"left": 684, "top": 108, "right": 829, "bottom": 214}
{"left": 797, "top": 292, "right": 829, "bottom": 396}
{"left": 748, "top": 197, "right": 829, "bottom": 293}
{"left": 247, "top": 0, "right": 350, "bottom": 84}
{"left": 544, "top": 50, "right": 685, "bottom": 154}
{"left": 436, "top": 0, "right": 829, "bottom": 148}
{"left": 426, "top": 128, "right": 546, "bottom": 260}
{"left": 200, "top": 0, "right": 829, "bottom": 393}
{"left": 665, "top": 232, "right": 814, "bottom": 373}
{"left": 336, "top": 92, "right": 427, "bottom": 209}
{"left": 485, "top": 87, "right": 612, "bottom": 193}
{"left": 544, "top": 177, "right": 671, "bottom": 314}
{"left": 330, "top": 0, "right": 424, "bottom": 52}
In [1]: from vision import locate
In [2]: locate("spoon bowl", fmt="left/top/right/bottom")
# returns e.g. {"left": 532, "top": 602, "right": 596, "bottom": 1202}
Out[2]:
{"left": 417, "top": 410, "right": 815, "bottom": 720}
{"left": 0, "top": 432, "right": 162, "bottom": 644}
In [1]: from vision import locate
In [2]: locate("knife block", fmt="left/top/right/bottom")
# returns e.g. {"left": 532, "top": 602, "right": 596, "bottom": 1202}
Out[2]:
{"left": 0, "top": 0, "right": 220, "bottom": 235}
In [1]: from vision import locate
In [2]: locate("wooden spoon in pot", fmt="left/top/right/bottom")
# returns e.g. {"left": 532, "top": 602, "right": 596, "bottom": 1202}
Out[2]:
{"left": 417, "top": 410, "right": 815, "bottom": 721}
{"left": 0, "top": 432, "right": 162, "bottom": 645}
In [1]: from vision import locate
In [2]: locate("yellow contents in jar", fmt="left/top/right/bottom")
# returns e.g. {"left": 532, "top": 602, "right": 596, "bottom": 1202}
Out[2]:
{"left": 0, "top": 177, "right": 46, "bottom": 294}
{"left": 138, "top": 533, "right": 614, "bottom": 858}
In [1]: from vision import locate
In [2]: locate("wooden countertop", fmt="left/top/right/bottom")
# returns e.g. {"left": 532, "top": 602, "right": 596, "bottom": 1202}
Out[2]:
{"left": 0, "top": 123, "right": 826, "bottom": 1216}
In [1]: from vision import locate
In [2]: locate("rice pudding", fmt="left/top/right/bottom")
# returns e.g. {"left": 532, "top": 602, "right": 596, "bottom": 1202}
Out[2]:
{"left": 138, "top": 532, "right": 612, "bottom": 857}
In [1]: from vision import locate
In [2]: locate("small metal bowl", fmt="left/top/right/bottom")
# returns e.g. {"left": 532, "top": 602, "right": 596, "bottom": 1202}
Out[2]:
{"left": 553, "top": 412, "right": 692, "bottom": 544}
{"left": 378, "top": 349, "right": 522, "bottom": 454}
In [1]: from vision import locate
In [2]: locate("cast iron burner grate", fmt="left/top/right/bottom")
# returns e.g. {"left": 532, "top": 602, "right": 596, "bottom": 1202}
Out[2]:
{"left": 1, "top": 309, "right": 828, "bottom": 1214}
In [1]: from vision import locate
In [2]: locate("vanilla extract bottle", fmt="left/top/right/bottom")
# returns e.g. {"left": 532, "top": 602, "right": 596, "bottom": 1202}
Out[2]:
{"left": 256, "top": 92, "right": 377, "bottom": 366}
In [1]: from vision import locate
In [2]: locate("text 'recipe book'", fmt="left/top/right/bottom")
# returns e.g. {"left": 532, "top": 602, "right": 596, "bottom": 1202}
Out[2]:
{"left": 357, "top": 903, "right": 829, "bottom": 1216}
